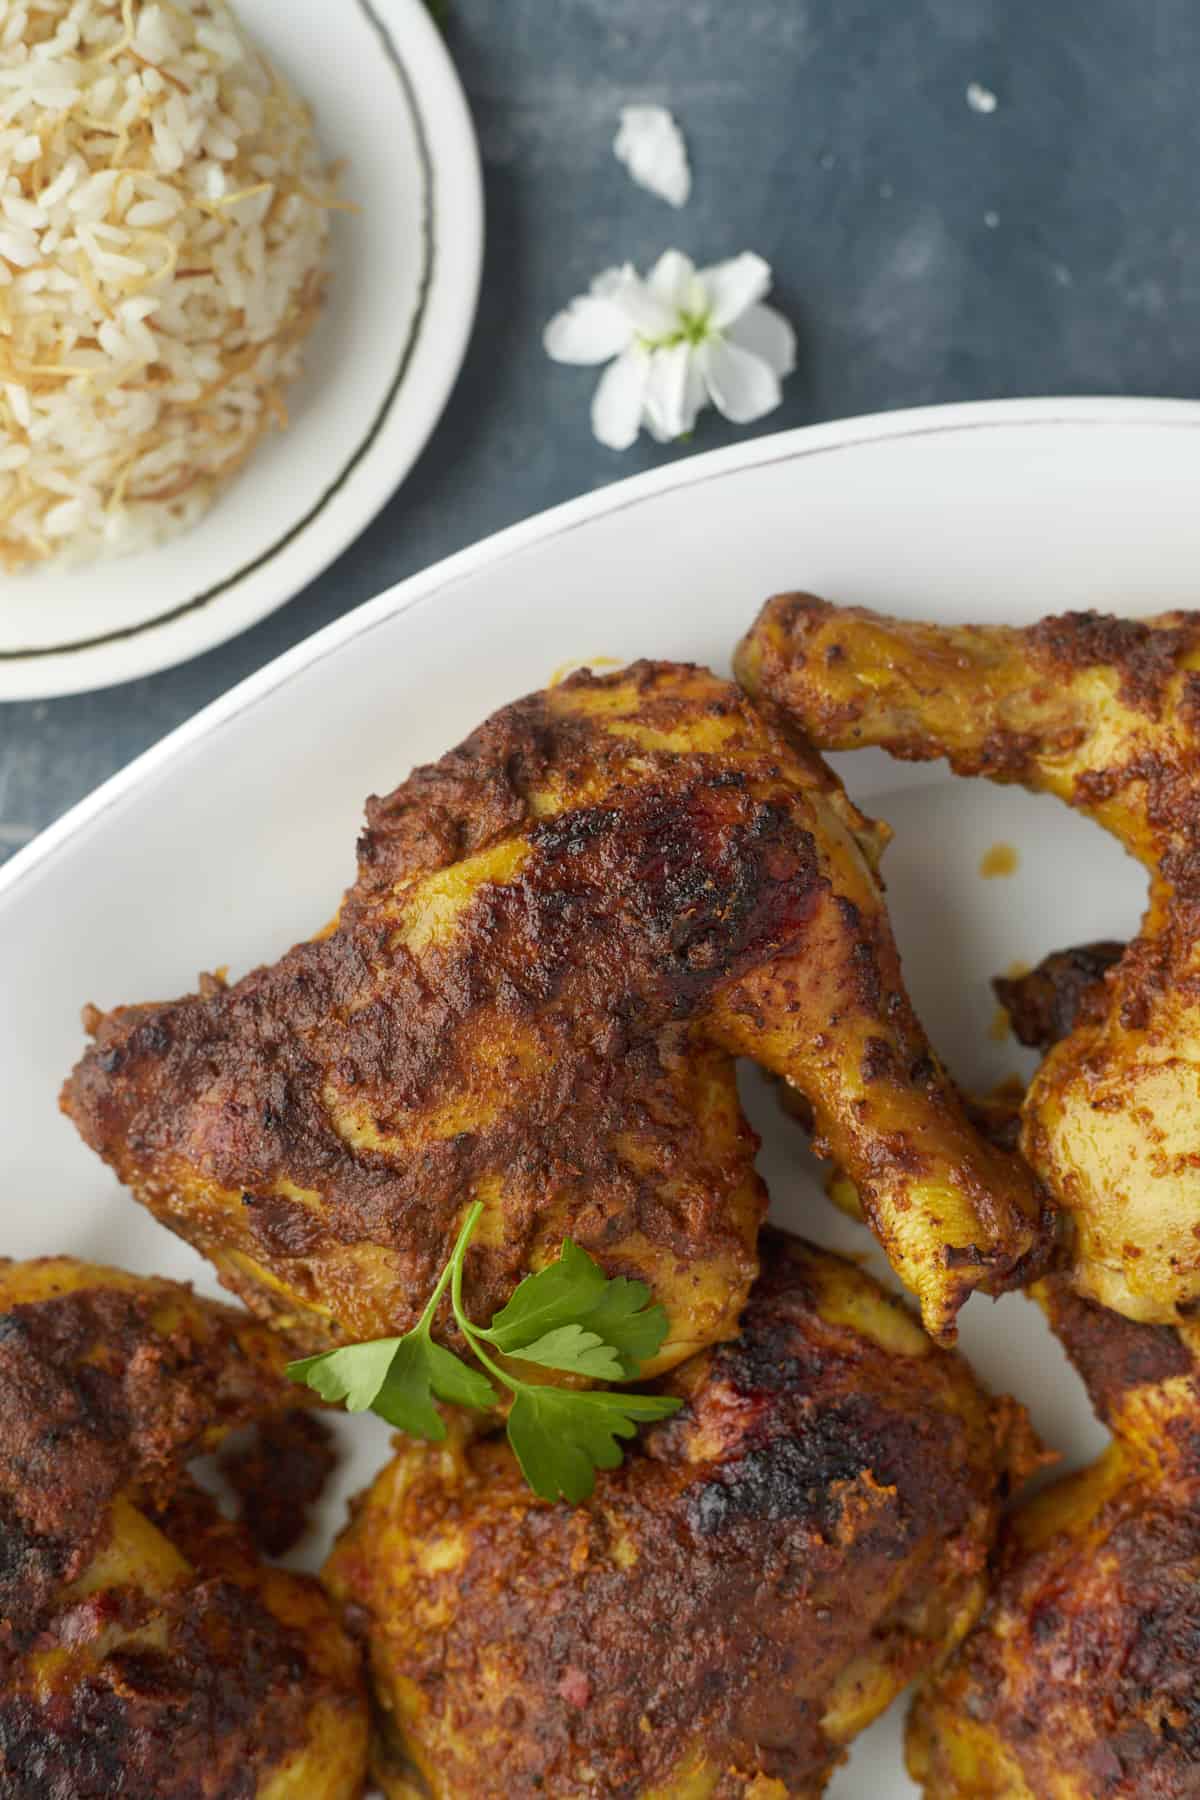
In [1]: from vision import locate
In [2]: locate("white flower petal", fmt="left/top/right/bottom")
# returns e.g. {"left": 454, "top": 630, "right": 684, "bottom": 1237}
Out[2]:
{"left": 590, "top": 264, "right": 631, "bottom": 299}
{"left": 724, "top": 302, "right": 796, "bottom": 379}
{"left": 543, "top": 293, "right": 633, "bottom": 365}
{"left": 699, "top": 252, "right": 773, "bottom": 330}
{"left": 610, "top": 267, "right": 678, "bottom": 339}
{"left": 651, "top": 248, "right": 698, "bottom": 304}
{"left": 643, "top": 410, "right": 676, "bottom": 445}
{"left": 701, "top": 335, "right": 783, "bottom": 425}
{"left": 613, "top": 105, "right": 691, "bottom": 208}
{"left": 645, "top": 248, "right": 698, "bottom": 313}
{"left": 643, "top": 341, "right": 707, "bottom": 441}
{"left": 591, "top": 345, "right": 651, "bottom": 450}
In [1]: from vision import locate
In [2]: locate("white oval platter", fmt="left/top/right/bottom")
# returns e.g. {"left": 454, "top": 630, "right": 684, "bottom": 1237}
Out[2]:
{"left": 3, "top": 397, "right": 1198, "bottom": 1794}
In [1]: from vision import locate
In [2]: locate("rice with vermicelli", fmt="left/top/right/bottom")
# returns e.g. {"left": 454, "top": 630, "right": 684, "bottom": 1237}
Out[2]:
{"left": 0, "top": 0, "right": 333, "bottom": 570}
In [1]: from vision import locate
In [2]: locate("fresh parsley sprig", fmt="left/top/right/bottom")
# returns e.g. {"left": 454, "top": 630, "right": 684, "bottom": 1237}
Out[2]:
{"left": 286, "top": 1202, "right": 682, "bottom": 1503}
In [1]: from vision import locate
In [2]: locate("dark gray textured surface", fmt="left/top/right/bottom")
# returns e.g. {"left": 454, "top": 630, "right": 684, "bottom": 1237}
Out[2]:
{"left": 2, "top": 0, "right": 1198, "bottom": 861}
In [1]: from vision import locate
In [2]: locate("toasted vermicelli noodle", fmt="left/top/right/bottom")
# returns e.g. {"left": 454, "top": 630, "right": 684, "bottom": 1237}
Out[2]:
{"left": 0, "top": 0, "right": 334, "bottom": 569}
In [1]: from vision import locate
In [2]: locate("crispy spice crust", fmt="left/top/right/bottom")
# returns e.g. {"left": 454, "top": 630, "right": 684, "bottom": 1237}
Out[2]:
{"left": 326, "top": 1231, "right": 1031, "bottom": 1800}
{"left": 1026, "top": 613, "right": 1194, "bottom": 716}
{"left": 3, "top": 1538, "right": 317, "bottom": 1800}
{"left": 0, "top": 1264, "right": 367, "bottom": 1800}
{"left": 994, "top": 941, "right": 1125, "bottom": 1051}
{"left": 0, "top": 1268, "right": 300, "bottom": 1658}
{"left": 221, "top": 1412, "right": 338, "bottom": 1558}
{"left": 736, "top": 596, "right": 1200, "bottom": 781}
{"left": 1037, "top": 1274, "right": 1195, "bottom": 1432}
{"left": 910, "top": 1489, "right": 1200, "bottom": 1800}
{"left": 62, "top": 668, "right": 820, "bottom": 1338}
{"left": 909, "top": 1259, "right": 1200, "bottom": 1797}
{"left": 62, "top": 660, "right": 1048, "bottom": 1348}
{"left": 736, "top": 595, "right": 1200, "bottom": 1325}
{"left": 64, "top": 682, "right": 788, "bottom": 1342}
{"left": 1, "top": 1484, "right": 365, "bottom": 1800}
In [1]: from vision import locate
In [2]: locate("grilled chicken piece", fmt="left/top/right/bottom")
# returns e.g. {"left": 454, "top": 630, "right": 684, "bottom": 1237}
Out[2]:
{"left": 63, "top": 663, "right": 1049, "bottom": 1347}
{"left": 738, "top": 595, "right": 1200, "bottom": 1324}
{"left": 907, "top": 1276, "right": 1200, "bottom": 1798}
{"left": 0, "top": 1258, "right": 367, "bottom": 1800}
{"left": 908, "top": 952, "right": 1200, "bottom": 1797}
{"left": 222, "top": 1411, "right": 340, "bottom": 1558}
{"left": 993, "top": 941, "right": 1125, "bottom": 1053}
{"left": 323, "top": 1229, "right": 1038, "bottom": 1800}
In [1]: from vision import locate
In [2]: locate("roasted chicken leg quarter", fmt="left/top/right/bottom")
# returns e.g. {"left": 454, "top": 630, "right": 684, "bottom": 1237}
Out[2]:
{"left": 0, "top": 1257, "right": 368, "bottom": 1799}
{"left": 906, "top": 952, "right": 1200, "bottom": 1796}
{"left": 738, "top": 595, "right": 1200, "bottom": 1324}
{"left": 908, "top": 1277, "right": 1200, "bottom": 1799}
{"left": 325, "top": 1229, "right": 1039, "bottom": 1800}
{"left": 63, "top": 662, "right": 1050, "bottom": 1345}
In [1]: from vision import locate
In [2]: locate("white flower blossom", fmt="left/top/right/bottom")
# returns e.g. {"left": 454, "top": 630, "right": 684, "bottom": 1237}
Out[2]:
{"left": 543, "top": 250, "right": 795, "bottom": 451}
{"left": 613, "top": 105, "right": 691, "bottom": 208}
{"left": 965, "top": 80, "right": 998, "bottom": 114}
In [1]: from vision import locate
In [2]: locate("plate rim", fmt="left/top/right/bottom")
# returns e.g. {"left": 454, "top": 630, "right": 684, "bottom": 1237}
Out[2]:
{"left": 3, "top": 393, "right": 1200, "bottom": 886}
{"left": 0, "top": 0, "right": 484, "bottom": 703}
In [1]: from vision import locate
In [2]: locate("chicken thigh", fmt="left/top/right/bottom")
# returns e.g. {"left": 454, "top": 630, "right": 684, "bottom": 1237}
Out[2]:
{"left": 324, "top": 1229, "right": 1038, "bottom": 1800}
{"left": 63, "top": 662, "right": 1049, "bottom": 1347}
{"left": 907, "top": 1276, "right": 1200, "bottom": 1799}
{"left": 0, "top": 1257, "right": 367, "bottom": 1800}
{"left": 738, "top": 596, "right": 1200, "bottom": 1323}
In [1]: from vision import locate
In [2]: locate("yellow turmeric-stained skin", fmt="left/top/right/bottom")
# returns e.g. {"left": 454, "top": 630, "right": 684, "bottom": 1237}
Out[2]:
{"left": 809, "top": 968, "right": 1200, "bottom": 1797}
{"left": 907, "top": 1276, "right": 1200, "bottom": 1799}
{"left": 737, "top": 595, "right": 1200, "bottom": 1324}
{"left": 324, "top": 1230, "right": 1038, "bottom": 1800}
{"left": 0, "top": 1258, "right": 368, "bottom": 1800}
{"left": 63, "top": 663, "right": 1050, "bottom": 1346}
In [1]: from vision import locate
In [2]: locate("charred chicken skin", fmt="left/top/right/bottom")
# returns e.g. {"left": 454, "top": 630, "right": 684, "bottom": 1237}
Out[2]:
{"left": 738, "top": 595, "right": 1200, "bottom": 1324}
{"left": 806, "top": 950, "right": 1200, "bottom": 1796}
{"left": 993, "top": 941, "right": 1125, "bottom": 1055}
{"left": 324, "top": 1229, "right": 1038, "bottom": 1800}
{"left": 63, "top": 662, "right": 1049, "bottom": 1348}
{"left": 0, "top": 1258, "right": 367, "bottom": 1800}
{"left": 907, "top": 1276, "right": 1200, "bottom": 1799}
{"left": 905, "top": 947, "right": 1200, "bottom": 1795}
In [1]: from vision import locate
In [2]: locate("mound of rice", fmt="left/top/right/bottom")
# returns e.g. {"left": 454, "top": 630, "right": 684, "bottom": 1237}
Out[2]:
{"left": 0, "top": 0, "right": 333, "bottom": 570}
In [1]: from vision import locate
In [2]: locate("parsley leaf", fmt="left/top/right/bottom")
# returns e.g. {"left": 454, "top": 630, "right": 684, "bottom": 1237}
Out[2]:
{"left": 506, "top": 1388, "right": 682, "bottom": 1504}
{"left": 287, "top": 1206, "right": 497, "bottom": 1436}
{"left": 288, "top": 1328, "right": 497, "bottom": 1442}
{"left": 373, "top": 1335, "right": 497, "bottom": 1439}
{"left": 287, "top": 1338, "right": 405, "bottom": 1412}
{"left": 507, "top": 1323, "right": 625, "bottom": 1381}
{"left": 287, "top": 1201, "right": 684, "bottom": 1503}
{"left": 479, "top": 1242, "right": 671, "bottom": 1373}
{"left": 573, "top": 1276, "right": 670, "bottom": 1376}
{"left": 482, "top": 1239, "right": 608, "bottom": 1352}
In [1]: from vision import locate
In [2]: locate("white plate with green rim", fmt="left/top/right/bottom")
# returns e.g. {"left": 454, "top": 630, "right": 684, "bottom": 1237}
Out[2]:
{"left": 0, "top": 0, "right": 482, "bottom": 701}
{"left": 2, "top": 397, "right": 1198, "bottom": 1794}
